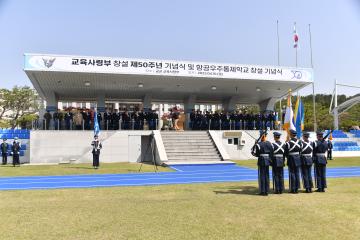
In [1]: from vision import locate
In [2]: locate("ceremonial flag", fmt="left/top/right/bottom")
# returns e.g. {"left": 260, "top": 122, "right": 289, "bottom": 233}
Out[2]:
{"left": 283, "top": 90, "right": 296, "bottom": 138}
{"left": 94, "top": 110, "right": 100, "bottom": 136}
{"left": 293, "top": 23, "right": 299, "bottom": 48}
{"left": 293, "top": 95, "right": 305, "bottom": 138}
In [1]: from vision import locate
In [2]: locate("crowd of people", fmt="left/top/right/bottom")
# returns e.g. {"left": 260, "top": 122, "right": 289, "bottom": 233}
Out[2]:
{"left": 189, "top": 110, "right": 278, "bottom": 130}
{"left": 41, "top": 108, "right": 159, "bottom": 131}
{"left": 39, "top": 107, "right": 278, "bottom": 131}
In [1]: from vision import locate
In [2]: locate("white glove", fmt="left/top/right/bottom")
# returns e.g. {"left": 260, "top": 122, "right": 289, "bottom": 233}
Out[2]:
{"left": 11, "top": 152, "right": 13, "bottom": 155}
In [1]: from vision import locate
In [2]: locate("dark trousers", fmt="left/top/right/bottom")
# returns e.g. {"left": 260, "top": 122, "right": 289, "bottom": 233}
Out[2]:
{"left": 301, "top": 165, "right": 314, "bottom": 189}
{"left": 272, "top": 166, "right": 284, "bottom": 192}
{"left": 288, "top": 165, "right": 301, "bottom": 191}
{"left": 12, "top": 154, "right": 20, "bottom": 166}
{"left": 2, "top": 154, "right": 7, "bottom": 165}
{"left": 315, "top": 164, "right": 327, "bottom": 189}
{"left": 258, "top": 166, "right": 270, "bottom": 194}
{"left": 327, "top": 150, "right": 332, "bottom": 160}
{"left": 93, "top": 153, "right": 100, "bottom": 167}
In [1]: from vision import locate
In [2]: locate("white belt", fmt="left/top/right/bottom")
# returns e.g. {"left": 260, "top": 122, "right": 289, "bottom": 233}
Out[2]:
{"left": 260, "top": 154, "right": 269, "bottom": 157}
{"left": 289, "top": 152, "right": 299, "bottom": 156}
{"left": 301, "top": 154, "right": 312, "bottom": 157}
{"left": 316, "top": 153, "right": 326, "bottom": 156}
{"left": 274, "top": 154, "right": 283, "bottom": 157}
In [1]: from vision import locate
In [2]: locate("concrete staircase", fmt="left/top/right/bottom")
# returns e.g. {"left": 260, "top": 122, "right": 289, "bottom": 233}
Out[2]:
{"left": 161, "top": 131, "right": 223, "bottom": 164}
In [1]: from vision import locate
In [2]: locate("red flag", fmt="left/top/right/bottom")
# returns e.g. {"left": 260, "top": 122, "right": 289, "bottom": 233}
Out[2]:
{"left": 293, "top": 23, "right": 299, "bottom": 48}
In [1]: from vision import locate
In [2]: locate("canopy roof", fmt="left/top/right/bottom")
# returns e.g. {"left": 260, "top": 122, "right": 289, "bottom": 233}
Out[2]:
{"left": 24, "top": 53, "right": 313, "bottom": 104}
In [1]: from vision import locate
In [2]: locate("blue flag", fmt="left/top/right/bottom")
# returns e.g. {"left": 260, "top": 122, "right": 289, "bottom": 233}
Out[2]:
{"left": 293, "top": 96, "right": 304, "bottom": 138}
{"left": 94, "top": 111, "right": 100, "bottom": 136}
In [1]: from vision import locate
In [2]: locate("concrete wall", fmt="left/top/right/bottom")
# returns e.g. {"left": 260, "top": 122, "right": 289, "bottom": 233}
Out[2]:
{"left": 211, "top": 130, "right": 288, "bottom": 160}
{"left": 30, "top": 130, "right": 152, "bottom": 164}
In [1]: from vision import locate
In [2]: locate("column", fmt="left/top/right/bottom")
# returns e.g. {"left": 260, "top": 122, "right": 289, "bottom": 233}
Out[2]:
{"left": 259, "top": 97, "right": 278, "bottom": 113}
{"left": 223, "top": 96, "right": 240, "bottom": 113}
{"left": 97, "top": 92, "right": 106, "bottom": 112}
{"left": 184, "top": 95, "right": 196, "bottom": 130}
{"left": 143, "top": 94, "right": 152, "bottom": 112}
{"left": 45, "top": 91, "right": 58, "bottom": 112}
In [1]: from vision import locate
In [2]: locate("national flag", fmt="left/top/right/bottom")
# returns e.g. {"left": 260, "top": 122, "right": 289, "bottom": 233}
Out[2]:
{"left": 293, "top": 95, "right": 305, "bottom": 138}
{"left": 94, "top": 109, "right": 100, "bottom": 136}
{"left": 293, "top": 23, "right": 299, "bottom": 48}
{"left": 283, "top": 90, "right": 296, "bottom": 138}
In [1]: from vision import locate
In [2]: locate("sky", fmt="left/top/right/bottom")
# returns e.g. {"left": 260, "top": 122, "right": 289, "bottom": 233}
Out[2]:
{"left": 1, "top": 0, "right": 360, "bottom": 96}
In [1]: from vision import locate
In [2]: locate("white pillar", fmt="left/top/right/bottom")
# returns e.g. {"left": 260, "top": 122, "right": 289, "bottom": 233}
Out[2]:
{"left": 114, "top": 102, "right": 119, "bottom": 110}
{"left": 143, "top": 94, "right": 152, "bottom": 112}
{"left": 184, "top": 95, "right": 196, "bottom": 130}
{"left": 97, "top": 92, "right": 106, "bottom": 112}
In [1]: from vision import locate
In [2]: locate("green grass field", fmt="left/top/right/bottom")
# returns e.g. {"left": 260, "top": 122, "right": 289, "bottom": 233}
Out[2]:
{"left": 0, "top": 157, "right": 359, "bottom": 239}
{"left": 0, "top": 162, "right": 171, "bottom": 177}
{"left": 0, "top": 178, "right": 359, "bottom": 240}
{"left": 234, "top": 156, "right": 360, "bottom": 169}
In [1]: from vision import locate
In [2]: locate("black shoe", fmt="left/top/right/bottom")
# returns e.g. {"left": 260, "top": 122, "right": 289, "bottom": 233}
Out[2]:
{"left": 279, "top": 190, "right": 283, "bottom": 194}
{"left": 264, "top": 193, "right": 268, "bottom": 196}
{"left": 316, "top": 189, "right": 322, "bottom": 192}
{"left": 321, "top": 188, "right": 325, "bottom": 192}
{"left": 309, "top": 189, "right": 313, "bottom": 193}
{"left": 305, "top": 189, "right": 310, "bottom": 193}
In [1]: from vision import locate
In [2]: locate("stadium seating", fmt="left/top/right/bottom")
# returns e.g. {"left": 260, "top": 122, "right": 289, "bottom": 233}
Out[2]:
{"left": 0, "top": 129, "right": 30, "bottom": 139}
{"left": 333, "top": 141, "right": 360, "bottom": 151}
{"left": 325, "top": 129, "right": 348, "bottom": 138}
{"left": 350, "top": 130, "right": 360, "bottom": 138}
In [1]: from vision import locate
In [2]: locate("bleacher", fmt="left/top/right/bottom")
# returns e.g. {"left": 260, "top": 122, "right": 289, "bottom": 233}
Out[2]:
{"left": 350, "top": 129, "right": 360, "bottom": 138}
{"left": 0, "top": 129, "right": 29, "bottom": 157}
{"left": 325, "top": 129, "right": 360, "bottom": 152}
{"left": 333, "top": 141, "right": 360, "bottom": 151}
{"left": 325, "top": 129, "right": 348, "bottom": 138}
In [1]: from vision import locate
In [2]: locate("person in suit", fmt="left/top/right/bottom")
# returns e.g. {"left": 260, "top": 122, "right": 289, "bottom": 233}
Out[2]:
{"left": 300, "top": 132, "right": 314, "bottom": 193}
{"left": 285, "top": 129, "right": 302, "bottom": 193}
{"left": 253, "top": 130, "right": 273, "bottom": 196}
{"left": 1, "top": 138, "right": 9, "bottom": 165}
{"left": 91, "top": 135, "right": 102, "bottom": 169}
{"left": 43, "top": 110, "right": 52, "bottom": 130}
{"left": 271, "top": 132, "right": 285, "bottom": 194}
{"left": 64, "top": 109, "right": 73, "bottom": 130}
{"left": 11, "top": 137, "right": 21, "bottom": 167}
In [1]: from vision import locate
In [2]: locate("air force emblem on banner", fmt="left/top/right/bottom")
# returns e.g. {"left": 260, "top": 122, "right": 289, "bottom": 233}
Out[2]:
{"left": 42, "top": 58, "right": 56, "bottom": 68}
{"left": 291, "top": 70, "right": 302, "bottom": 79}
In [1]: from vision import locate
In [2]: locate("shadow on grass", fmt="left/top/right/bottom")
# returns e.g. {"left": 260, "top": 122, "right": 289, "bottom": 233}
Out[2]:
{"left": 64, "top": 166, "right": 95, "bottom": 170}
{"left": 214, "top": 186, "right": 259, "bottom": 195}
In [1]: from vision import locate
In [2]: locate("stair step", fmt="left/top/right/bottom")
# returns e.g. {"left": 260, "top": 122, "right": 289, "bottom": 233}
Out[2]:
{"left": 167, "top": 152, "right": 220, "bottom": 156}
{"left": 168, "top": 155, "right": 221, "bottom": 159}
{"left": 165, "top": 149, "right": 219, "bottom": 153}
{"left": 168, "top": 157, "right": 221, "bottom": 161}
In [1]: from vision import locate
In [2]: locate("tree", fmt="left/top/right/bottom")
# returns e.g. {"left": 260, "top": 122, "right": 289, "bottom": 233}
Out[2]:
{"left": 2, "top": 86, "right": 40, "bottom": 128}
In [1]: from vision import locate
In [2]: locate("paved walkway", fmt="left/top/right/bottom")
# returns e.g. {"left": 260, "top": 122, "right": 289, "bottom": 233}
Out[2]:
{"left": 1, "top": 163, "right": 360, "bottom": 190}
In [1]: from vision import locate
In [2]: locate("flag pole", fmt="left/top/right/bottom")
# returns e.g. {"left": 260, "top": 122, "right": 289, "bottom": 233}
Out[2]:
{"left": 294, "top": 22, "right": 298, "bottom": 67}
{"left": 277, "top": 20, "right": 280, "bottom": 66}
{"left": 309, "top": 23, "right": 317, "bottom": 132}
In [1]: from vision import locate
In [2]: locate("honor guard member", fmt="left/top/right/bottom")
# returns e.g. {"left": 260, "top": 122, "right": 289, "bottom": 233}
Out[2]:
{"left": 253, "top": 130, "right": 273, "bottom": 196}
{"left": 271, "top": 132, "right": 285, "bottom": 194}
{"left": 91, "top": 135, "right": 102, "bottom": 169}
{"left": 11, "top": 137, "right": 21, "bottom": 167}
{"left": 1, "top": 138, "right": 9, "bottom": 165}
{"left": 300, "top": 132, "right": 314, "bottom": 193}
{"left": 285, "top": 129, "right": 302, "bottom": 193}
{"left": 313, "top": 131, "right": 329, "bottom": 192}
